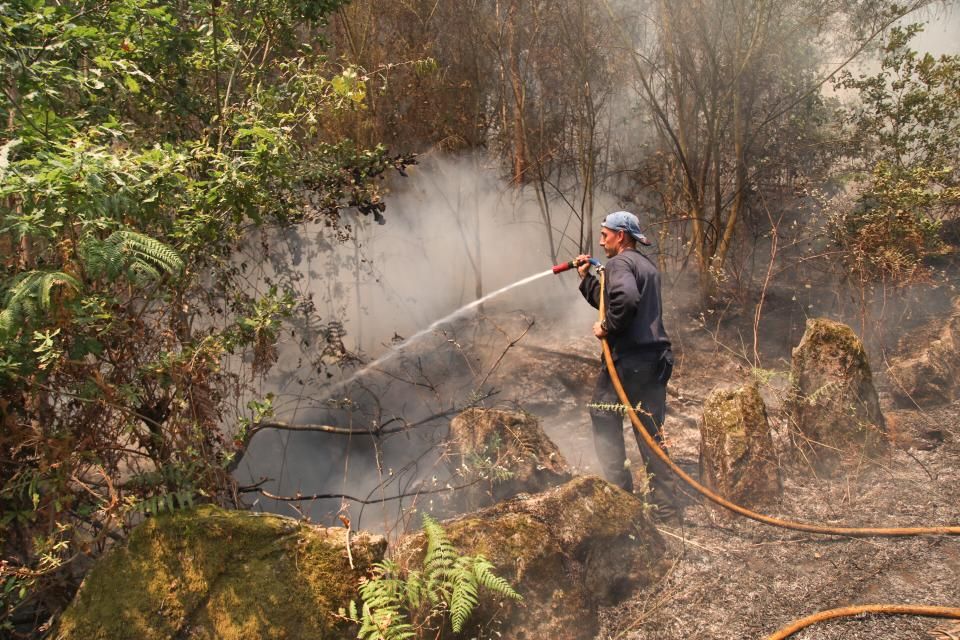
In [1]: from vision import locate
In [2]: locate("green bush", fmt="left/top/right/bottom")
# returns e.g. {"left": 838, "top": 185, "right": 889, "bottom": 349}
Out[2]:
{"left": 0, "top": 0, "right": 412, "bottom": 633}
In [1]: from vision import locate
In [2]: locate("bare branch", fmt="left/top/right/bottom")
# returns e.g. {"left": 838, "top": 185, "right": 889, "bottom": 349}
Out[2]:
{"left": 245, "top": 477, "right": 483, "bottom": 505}
{"left": 475, "top": 318, "right": 535, "bottom": 390}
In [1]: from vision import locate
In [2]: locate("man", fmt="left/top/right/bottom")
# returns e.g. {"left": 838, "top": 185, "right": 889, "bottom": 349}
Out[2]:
{"left": 575, "top": 210, "right": 678, "bottom": 520}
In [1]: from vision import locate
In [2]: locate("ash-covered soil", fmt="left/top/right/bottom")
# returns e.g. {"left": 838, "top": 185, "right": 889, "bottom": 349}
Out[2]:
{"left": 598, "top": 398, "right": 959, "bottom": 638}
{"left": 495, "top": 307, "right": 959, "bottom": 640}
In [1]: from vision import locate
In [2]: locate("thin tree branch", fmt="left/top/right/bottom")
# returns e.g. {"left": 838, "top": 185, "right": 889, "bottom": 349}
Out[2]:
{"left": 245, "top": 477, "right": 483, "bottom": 504}
{"left": 475, "top": 318, "right": 534, "bottom": 390}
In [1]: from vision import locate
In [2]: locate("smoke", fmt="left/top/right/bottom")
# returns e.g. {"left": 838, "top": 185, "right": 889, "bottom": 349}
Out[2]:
{"left": 233, "top": 154, "right": 637, "bottom": 532}
{"left": 908, "top": 2, "right": 960, "bottom": 56}
{"left": 324, "top": 154, "right": 622, "bottom": 356}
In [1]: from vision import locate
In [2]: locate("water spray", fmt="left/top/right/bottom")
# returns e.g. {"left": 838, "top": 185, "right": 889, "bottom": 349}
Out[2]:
{"left": 323, "top": 258, "right": 602, "bottom": 395}
{"left": 324, "top": 266, "right": 566, "bottom": 396}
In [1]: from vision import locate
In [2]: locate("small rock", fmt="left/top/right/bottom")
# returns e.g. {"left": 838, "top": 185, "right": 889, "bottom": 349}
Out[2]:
{"left": 699, "top": 383, "right": 781, "bottom": 507}
{"left": 444, "top": 408, "right": 573, "bottom": 513}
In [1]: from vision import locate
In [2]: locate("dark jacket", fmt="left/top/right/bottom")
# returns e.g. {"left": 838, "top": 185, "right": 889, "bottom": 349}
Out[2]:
{"left": 579, "top": 249, "right": 671, "bottom": 361}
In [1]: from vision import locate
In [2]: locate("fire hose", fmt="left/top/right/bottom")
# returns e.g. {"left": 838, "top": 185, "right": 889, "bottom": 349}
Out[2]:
{"left": 763, "top": 605, "right": 960, "bottom": 640}
{"left": 572, "top": 262, "right": 960, "bottom": 638}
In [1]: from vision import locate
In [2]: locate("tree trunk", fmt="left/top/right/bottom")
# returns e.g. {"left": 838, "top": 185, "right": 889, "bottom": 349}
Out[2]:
{"left": 506, "top": 0, "right": 527, "bottom": 184}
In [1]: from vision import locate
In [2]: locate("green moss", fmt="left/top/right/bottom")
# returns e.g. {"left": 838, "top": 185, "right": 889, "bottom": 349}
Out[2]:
{"left": 404, "top": 476, "right": 661, "bottom": 578}
{"left": 55, "top": 506, "right": 385, "bottom": 640}
{"left": 788, "top": 318, "right": 886, "bottom": 467}
{"left": 793, "top": 318, "right": 871, "bottom": 376}
{"left": 700, "top": 384, "right": 780, "bottom": 505}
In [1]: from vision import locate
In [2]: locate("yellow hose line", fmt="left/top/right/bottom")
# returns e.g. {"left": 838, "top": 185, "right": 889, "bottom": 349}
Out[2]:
{"left": 596, "top": 270, "right": 960, "bottom": 537}
{"left": 763, "top": 604, "right": 960, "bottom": 640}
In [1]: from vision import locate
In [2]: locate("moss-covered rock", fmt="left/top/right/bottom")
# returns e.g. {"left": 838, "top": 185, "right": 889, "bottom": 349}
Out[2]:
{"left": 787, "top": 318, "right": 886, "bottom": 470}
{"left": 445, "top": 408, "right": 572, "bottom": 512}
{"left": 55, "top": 505, "right": 385, "bottom": 640}
{"left": 699, "top": 383, "right": 781, "bottom": 507}
{"left": 887, "top": 298, "right": 960, "bottom": 407}
{"left": 396, "top": 475, "right": 667, "bottom": 640}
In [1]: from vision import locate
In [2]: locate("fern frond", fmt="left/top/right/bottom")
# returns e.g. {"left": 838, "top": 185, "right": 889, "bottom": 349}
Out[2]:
{"left": 449, "top": 558, "right": 479, "bottom": 633}
{"left": 0, "top": 308, "right": 15, "bottom": 337}
{"left": 472, "top": 556, "right": 522, "bottom": 601}
{"left": 352, "top": 516, "right": 521, "bottom": 639}
{"left": 358, "top": 601, "right": 415, "bottom": 640}
{"left": 404, "top": 570, "right": 424, "bottom": 610}
{"left": 82, "top": 229, "right": 183, "bottom": 283}
{"left": 422, "top": 513, "right": 456, "bottom": 598}
{"left": 0, "top": 270, "right": 81, "bottom": 336}
{"left": 133, "top": 488, "right": 195, "bottom": 516}
{"left": 80, "top": 237, "right": 123, "bottom": 279}
{"left": 128, "top": 258, "right": 162, "bottom": 281}
{"left": 107, "top": 230, "right": 183, "bottom": 276}
{"left": 358, "top": 560, "right": 416, "bottom": 639}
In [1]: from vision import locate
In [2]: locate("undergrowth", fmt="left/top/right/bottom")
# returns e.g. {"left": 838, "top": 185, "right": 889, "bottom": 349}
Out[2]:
{"left": 341, "top": 514, "right": 522, "bottom": 639}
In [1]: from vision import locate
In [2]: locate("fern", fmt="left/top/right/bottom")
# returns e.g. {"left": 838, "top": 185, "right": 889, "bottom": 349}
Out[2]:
{"left": 422, "top": 513, "right": 457, "bottom": 602}
{"left": 0, "top": 232, "right": 182, "bottom": 337}
{"left": 346, "top": 514, "right": 522, "bottom": 638}
{"left": 355, "top": 561, "right": 417, "bottom": 640}
{"left": 403, "top": 570, "right": 425, "bottom": 611}
{"left": 448, "top": 557, "right": 479, "bottom": 633}
{"left": 129, "top": 462, "right": 198, "bottom": 517}
{"left": 81, "top": 229, "right": 183, "bottom": 282}
{"left": 133, "top": 489, "right": 194, "bottom": 516}
{"left": 110, "top": 230, "right": 183, "bottom": 275}
{"left": 471, "top": 556, "right": 521, "bottom": 602}
{"left": 0, "top": 271, "right": 81, "bottom": 337}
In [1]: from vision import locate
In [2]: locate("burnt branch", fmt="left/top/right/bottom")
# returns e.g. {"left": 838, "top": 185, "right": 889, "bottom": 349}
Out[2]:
{"left": 226, "top": 391, "right": 499, "bottom": 473}
{"left": 245, "top": 477, "right": 483, "bottom": 505}
{"left": 475, "top": 318, "right": 535, "bottom": 390}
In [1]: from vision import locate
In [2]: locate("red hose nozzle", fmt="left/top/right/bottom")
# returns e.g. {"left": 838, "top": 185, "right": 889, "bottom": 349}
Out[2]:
{"left": 552, "top": 256, "right": 596, "bottom": 274}
{"left": 552, "top": 260, "right": 577, "bottom": 274}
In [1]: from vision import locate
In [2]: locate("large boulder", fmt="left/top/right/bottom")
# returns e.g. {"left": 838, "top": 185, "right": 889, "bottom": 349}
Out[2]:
{"left": 397, "top": 475, "right": 668, "bottom": 640}
{"left": 699, "top": 383, "right": 781, "bottom": 507}
{"left": 444, "top": 408, "right": 573, "bottom": 512}
{"left": 886, "top": 299, "right": 960, "bottom": 407}
{"left": 787, "top": 318, "right": 886, "bottom": 470}
{"left": 55, "top": 506, "right": 385, "bottom": 640}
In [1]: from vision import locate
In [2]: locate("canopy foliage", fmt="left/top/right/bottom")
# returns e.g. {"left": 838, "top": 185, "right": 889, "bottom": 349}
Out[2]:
{"left": 0, "top": 0, "right": 411, "bottom": 633}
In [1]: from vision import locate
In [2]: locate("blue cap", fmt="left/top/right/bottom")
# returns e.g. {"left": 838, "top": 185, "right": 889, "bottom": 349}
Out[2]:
{"left": 602, "top": 211, "right": 651, "bottom": 246}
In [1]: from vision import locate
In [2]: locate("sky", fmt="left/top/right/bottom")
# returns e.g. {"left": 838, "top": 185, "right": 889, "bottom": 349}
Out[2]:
{"left": 909, "top": 2, "right": 959, "bottom": 55}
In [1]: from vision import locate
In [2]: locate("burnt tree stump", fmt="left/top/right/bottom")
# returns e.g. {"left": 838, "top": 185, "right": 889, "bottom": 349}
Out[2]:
{"left": 887, "top": 298, "right": 960, "bottom": 407}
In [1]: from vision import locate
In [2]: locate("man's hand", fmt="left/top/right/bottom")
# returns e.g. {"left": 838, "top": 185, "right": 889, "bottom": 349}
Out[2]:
{"left": 576, "top": 254, "right": 592, "bottom": 279}
{"left": 593, "top": 321, "right": 607, "bottom": 339}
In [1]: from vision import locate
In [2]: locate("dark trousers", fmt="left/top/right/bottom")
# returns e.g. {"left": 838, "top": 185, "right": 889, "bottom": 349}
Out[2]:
{"left": 589, "top": 351, "right": 677, "bottom": 509}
